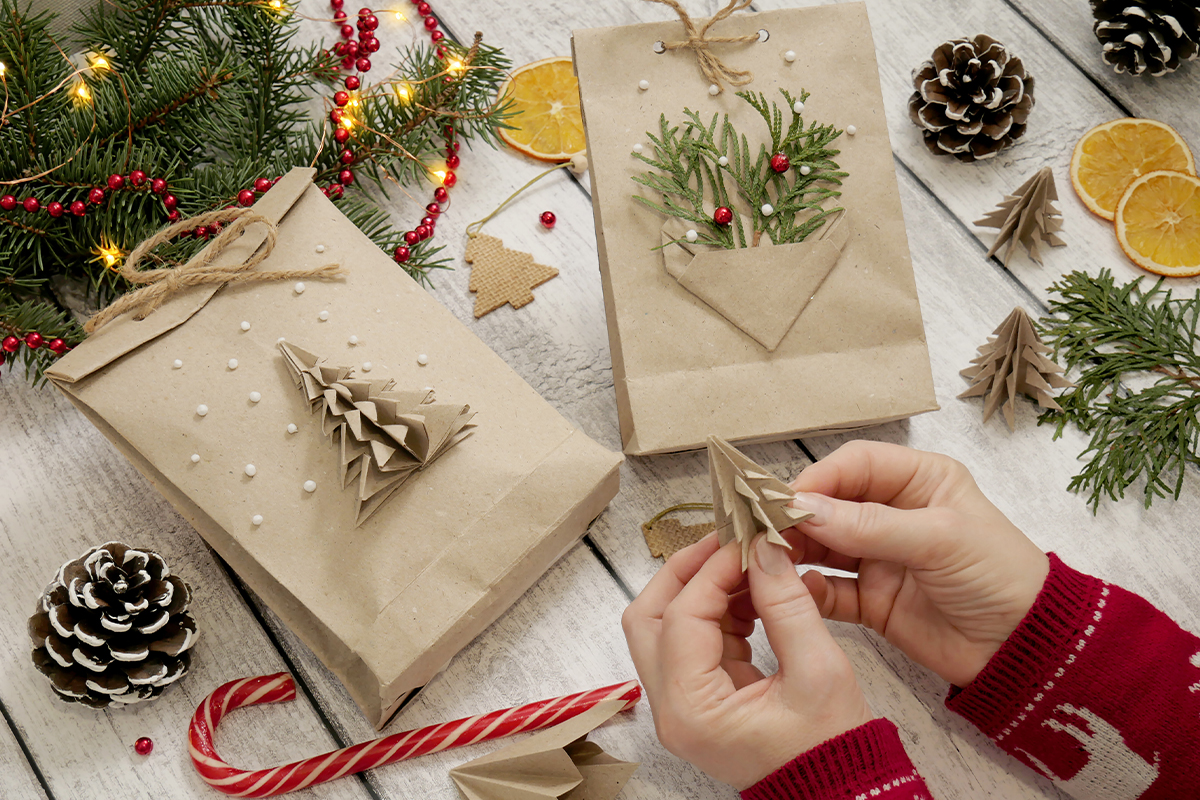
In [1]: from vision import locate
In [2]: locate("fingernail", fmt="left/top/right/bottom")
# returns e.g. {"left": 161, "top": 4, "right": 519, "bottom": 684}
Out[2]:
{"left": 755, "top": 535, "right": 792, "bottom": 575}
{"left": 790, "top": 492, "right": 831, "bottom": 525}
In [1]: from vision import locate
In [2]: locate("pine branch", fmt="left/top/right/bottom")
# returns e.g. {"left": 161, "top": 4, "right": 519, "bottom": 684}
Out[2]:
{"left": 1038, "top": 268, "right": 1200, "bottom": 511}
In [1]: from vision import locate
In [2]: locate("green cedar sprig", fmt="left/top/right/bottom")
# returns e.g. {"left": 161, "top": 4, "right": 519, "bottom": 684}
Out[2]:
{"left": 631, "top": 88, "right": 847, "bottom": 249}
{"left": 1038, "top": 269, "right": 1200, "bottom": 511}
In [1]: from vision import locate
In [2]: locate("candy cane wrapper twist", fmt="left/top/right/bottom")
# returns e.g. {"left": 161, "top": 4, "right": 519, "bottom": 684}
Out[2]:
{"left": 189, "top": 673, "right": 642, "bottom": 797}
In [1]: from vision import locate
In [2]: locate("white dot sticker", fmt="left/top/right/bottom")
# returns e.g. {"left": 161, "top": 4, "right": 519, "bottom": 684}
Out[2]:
{"left": 294, "top": 282, "right": 305, "bottom": 294}
{"left": 761, "top": 203, "right": 775, "bottom": 216}
{"left": 417, "top": 354, "right": 429, "bottom": 366}
{"left": 196, "top": 404, "right": 208, "bottom": 416}
{"left": 173, "top": 359, "right": 183, "bottom": 369}
{"left": 240, "top": 321, "right": 251, "bottom": 332}
{"left": 244, "top": 464, "right": 257, "bottom": 477}
{"left": 249, "top": 391, "right": 261, "bottom": 403}
{"left": 846, "top": 125, "right": 857, "bottom": 136}
{"left": 286, "top": 423, "right": 298, "bottom": 434}
{"left": 318, "top": 310, "right": 329, "bottom": 321}
{"left": 708, "top": 84, "right": 719, "bottom": 96}
{"left": 638, "top": 79, "right": 649, "bottom": 90}
{"left": 784, "top": 50, "right": 796, "bottom": 62}
{"left": 228, "top": 358, "right": 238, "bottom": 370}
{"left": 348, "top": 335, "right": 359, "bottom": 345}
{"left": 251, "top": 514, "right": 263, "bottom": 526}
{"left": 362, "top": 362, "right": 373, "bottom": 372}
{"left": 315, "top": 244, "right": 326, "bottom": 253}
{"left": 685, "top": 229, "right": 698, "bottom": 242}
{"left": 303, "top": 480, "right": 317, "bottom": 493}
{"left": 190, "top": 454, "right": 200, "bottom": 464}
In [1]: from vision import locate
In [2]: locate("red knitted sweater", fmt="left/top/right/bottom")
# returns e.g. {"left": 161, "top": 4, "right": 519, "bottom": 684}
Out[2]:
{"left": 741, "top": 553, "right": 1196, "bottom": 800}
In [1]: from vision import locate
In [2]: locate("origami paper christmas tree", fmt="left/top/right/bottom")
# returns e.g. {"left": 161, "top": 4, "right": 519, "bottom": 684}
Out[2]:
{"left": 975, "top": 167, "right": 1066, "bottom": 266}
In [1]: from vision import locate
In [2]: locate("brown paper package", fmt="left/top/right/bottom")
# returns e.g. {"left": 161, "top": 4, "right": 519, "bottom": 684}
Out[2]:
{"left": 46, "top": 169, "right": 623, "bottom": 728}
{"left": 572, "top": 3, "right": 938, "bottom": 455}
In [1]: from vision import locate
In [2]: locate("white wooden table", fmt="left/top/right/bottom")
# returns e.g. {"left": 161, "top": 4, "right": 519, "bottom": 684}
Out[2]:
{"left": 3, "top": 1, "right": 1199, "bottom": 798}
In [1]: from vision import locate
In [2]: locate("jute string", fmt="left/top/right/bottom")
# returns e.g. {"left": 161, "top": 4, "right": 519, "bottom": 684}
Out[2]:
{"left": 646, "top": 0, "right": 757, "bottom": 91}
{"left": 86, "top": 208, "right": 344, "bottom": 334}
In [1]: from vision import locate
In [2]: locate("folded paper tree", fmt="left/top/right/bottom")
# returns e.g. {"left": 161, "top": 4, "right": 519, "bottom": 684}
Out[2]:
{"left": 46, "top": 169, "right": 623, "bottom": 728}
{"left": 976, "top": 167, "right": 1066, "bottom": 266}
{"left": 450, "top": 700, "right": 638, "bottom": 800}
{"left": 708, "top": 435, "right": 811, "bottom": 571}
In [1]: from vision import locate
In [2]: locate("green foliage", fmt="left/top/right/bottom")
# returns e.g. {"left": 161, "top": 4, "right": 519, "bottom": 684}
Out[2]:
{"left": 0, "top": 0, "right": 511, "bottom": 384}
{"left": 631, "top": 88, "right": 847, "bottom": 250}
{"left": 1038, "top": 269, "right": 1200, "bottom": 511}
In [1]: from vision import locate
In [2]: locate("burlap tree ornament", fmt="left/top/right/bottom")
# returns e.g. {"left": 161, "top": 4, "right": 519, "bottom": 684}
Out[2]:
{"left": 960, "top": 307, "right": 1072, "bottom": 431}
{"left": 908, "top": 34, "right": 1036, "bottom": 162}
{"left": 29, "top": 542, "right": 197, "bottom": 708}
{"left": 1091, "top": 0, "right": 1200, "bottom": 76}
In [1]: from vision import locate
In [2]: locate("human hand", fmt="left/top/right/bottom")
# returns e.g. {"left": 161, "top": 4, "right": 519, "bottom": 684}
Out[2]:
{"left": 622, "top": 533, "right": 873, "bottom": 789}
{"left": 781, "top": 440, "right": 1049, "bottom": 688}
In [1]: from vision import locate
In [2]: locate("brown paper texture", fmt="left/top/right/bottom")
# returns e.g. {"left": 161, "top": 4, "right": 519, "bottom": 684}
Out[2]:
{"left": 573, "top": 3, "right": 938, "bottom": 454}
{"left": 47, "top": 169, "right": 623, "bottom": 728}
{"left": 450, "top": 700, "right": 638, "bottom": 800}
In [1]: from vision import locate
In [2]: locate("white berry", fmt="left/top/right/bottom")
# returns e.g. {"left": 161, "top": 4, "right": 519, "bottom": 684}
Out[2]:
{"left": 638, "top": 79, "right": 649, "bottom": 90}
{"left": 287, "top": 423, "right": 298, "bottom": 434}
{"left": 173, "top": 359, "right": 183, "bottom": 369}
{"left": 348, "top": 335, "right": 359, "bottom": 345}
{"left": 294, "top": 282, "right": 305, "bottom": 294}
{"left": 846, "top": 125, "right": 857, "bottom": 136}
{"left": 793, "top": 100, "right": 805, "bottom": 114}
{"left": 240, "top": 321, "right": 251, "bottom": 332}
{"left": 718, "top": 156, "right": 728, "bottom": 167}
{"left": 244, "top": 464, "right": 256, "bottom": 477}
{"left": 228, "top": 358, "right": 238, "bottom": 370}
{"left": 190, "top": 453, "right": 200, "bottom": 464}
{"left": 315, "top": 244, "right": 326, "bottom": 253}
{"left": 685, "top": 229, "right": 698, "bottom": 242}
{"left": 318, "top": 310, "right": 329, "bottom": 321}
{"left": 417, "top": 353, "right": 429, "bottom": 366}
{"left": 632, "top": 143, "right": 643, "bottom": 154}
{"left": 761, "top": 203, "right": 775, "bottom": 216}
{"left": 196, "top": 404, "right": 208, "bottom": 416}
{"left": 800, "top": 165, "right": 811, "bottom": 176}
{"left": 362, "top": 362, "right": 373, "bottom": 372}
{"left": 251, "top": 514, "right": 263, "bottom": 526}
{"left": 249, "top": 391, "right": 261, "bottom": 403}
{"left": 784, "top": 50, "right": 796, "bottom": 62}
{"left": 708, "top": 84, "right": 719, "bottom": 96}
{"left": 303, "top": 480, "right": 317, "bottom": 493}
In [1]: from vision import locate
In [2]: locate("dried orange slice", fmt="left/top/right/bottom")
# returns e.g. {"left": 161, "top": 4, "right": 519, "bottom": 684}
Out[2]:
{"left": 497, "top": 56, "right": 585, "bottom": 162}
{"left": 1071, "top": 119, "right": 1195, "bottom": 221}
{"left": 1115, "top": 170, "right": 1200, "bottom": 277}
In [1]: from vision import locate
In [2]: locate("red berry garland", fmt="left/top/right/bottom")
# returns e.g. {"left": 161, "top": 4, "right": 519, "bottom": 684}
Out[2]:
{"left": 769, "top": 153, "right": 790, "bottom": 173}
{"left": 713, "top": 206, "right": 733, "bottom": 225}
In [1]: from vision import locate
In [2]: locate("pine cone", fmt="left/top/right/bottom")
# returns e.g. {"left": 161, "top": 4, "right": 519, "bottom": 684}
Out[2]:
{"left": 1091, "top": 0, "right": 1200, "bottom": 76}
{"left": 908, "top": 35, "right": 1035, "bottom": 163}
{"left": 28, "top": 542, "right": 197, "bottom": 708}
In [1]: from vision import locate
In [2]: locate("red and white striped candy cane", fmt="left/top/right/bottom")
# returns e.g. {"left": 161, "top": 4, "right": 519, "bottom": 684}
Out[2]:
{"left": 189, "top": 673, "right": 642, "bottom": 797}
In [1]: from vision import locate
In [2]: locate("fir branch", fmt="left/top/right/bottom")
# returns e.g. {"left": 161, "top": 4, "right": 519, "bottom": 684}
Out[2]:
{"left": 1038, "top": 269, "right": 1200, "bottom": 511}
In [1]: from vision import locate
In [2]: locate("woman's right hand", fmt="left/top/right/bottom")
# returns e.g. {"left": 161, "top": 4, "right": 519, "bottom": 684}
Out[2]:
{"left": 779, "top": 440, "right": 1049, "bottom": 688}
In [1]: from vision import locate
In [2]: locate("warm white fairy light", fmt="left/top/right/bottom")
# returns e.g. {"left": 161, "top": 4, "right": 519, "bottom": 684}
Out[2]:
{"left": 433, "top": 169, "right": 447, "bottom": 184}
{"left": 90, "top": 54, "right": 110, "bottom": 71}
{"left": 447, "top": 59, "right": 465, "bottom": 75}
{"left": 0, "top": 62, "right": 6, "bottom": 77}
{"left": 96, "top": 243, "right": 123, "bottom": 269}
{"left": 74, "top": 81, "right": 91, "bottom": 102}
{"left": 395, "top": 82, "right": 411, "bottom": 102}
{"left": 395, "top": 10, "right": 404, "bottom": 19}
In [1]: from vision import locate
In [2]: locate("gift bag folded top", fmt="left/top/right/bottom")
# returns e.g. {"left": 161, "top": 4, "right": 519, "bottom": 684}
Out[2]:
{"left": 573, "top": 3, "right": 938, "bottom": 454}
{"left": 47, "top": 169, "right": 623, "bottom": 728}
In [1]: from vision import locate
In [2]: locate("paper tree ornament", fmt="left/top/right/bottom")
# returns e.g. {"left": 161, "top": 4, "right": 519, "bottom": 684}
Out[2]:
{"left": 708, "top": 435, "right": 812, "bottom": 571}
{"left": 959, "top": 307, "right": 1072, "bottom": 431}
{"left": 450, "top": 700, "right": 639, "bottom": 800}
{"left": 279, "top": 342, "right": 476, "bottom": 525}
{"left": 464, "top": 234, "right": 559, "bottom": 318}
{"left": 975, "top": 167, "right": 1066, "bottom": 266}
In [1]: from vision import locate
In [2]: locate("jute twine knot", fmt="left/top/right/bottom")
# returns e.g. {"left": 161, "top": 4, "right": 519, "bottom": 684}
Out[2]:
{"left": 646, "top": 0, "right": 757, "bottom": 92}
{"left": 86, "top": 207, "right": 344, "bottom": 334}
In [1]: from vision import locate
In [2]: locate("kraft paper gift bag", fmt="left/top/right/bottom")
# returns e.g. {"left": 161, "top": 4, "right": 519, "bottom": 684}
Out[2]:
{"left": 47, "top": 169, "right": 623, "bottom": 728}
{"left": 572, "top": 2, "right": 938, "bottom": 455}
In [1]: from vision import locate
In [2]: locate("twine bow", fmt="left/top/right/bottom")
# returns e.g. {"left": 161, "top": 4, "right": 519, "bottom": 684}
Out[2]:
{"left": 86, "top": 207, "right": 344, "bottom": 334}
{"left": 646, "top": 0, "right": 758, "bottom": 92}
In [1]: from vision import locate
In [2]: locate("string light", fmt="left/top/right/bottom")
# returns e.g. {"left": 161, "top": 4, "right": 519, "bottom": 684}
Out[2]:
{"left": 74, "top": 82, "right": 91, "bottom": 102}
{"left": 395, "top": 11, "right": 404, "bottom": 19}
{"left": 340, "top": 116, "right": 354, "bottom": 130}
{"left": 395, "top": 83, "right": 411, "bottom": 102}
{"left": 0, "top": 62, "right": 8, "bottom": 78}
{"left": 347, "top": 93, "right": 360, "bottom": 107}
{"left": 447, "top": 59, "right": 465, "bottom": 75}
{"left": 95, "top": 243, "right": 123, "bottom": 270}
{"left": 89, "top": 54, "right": 110, "bottom": 71}
{"left": 432, "top": 169, "right": 447, "bottom": 184}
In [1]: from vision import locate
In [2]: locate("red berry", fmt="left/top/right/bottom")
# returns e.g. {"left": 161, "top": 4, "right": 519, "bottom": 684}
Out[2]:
{"left": 416, "top": 1, "right": 430, "bottom": 14}
{"left": 357, "top": 6, "right": 370, "bottom": 16}
{"left": 713, "top": 206, "right": 733, "bottom": 226}
{"left": 770, "top": 153, "right": 790, "bottom": 173}
{"left": 335, "top": 127, "right": 351, "bottom": 144}
{"left": 344, "top": 40, "right": 359, "bottom": 57}
{"left": 344, "top": 75, "right": 360, "bottom": 90}
{"left": 237, "top": 189, "right": 255, "bottom": 206}
{"left": 415, "top": 224, "right": 430, "bottom": 240}
{"left": 426, "top": 202, "right": 441, "bottom": 216}
{"left": 70, "top": 201, "right": 85, "bottom": 216}
{"left": 89, "top": 188, "right": 105, "bottom": 204}
{"left": 0, "top": 195, "right": 15, "bottom": 211}
{"left": 540, "top": 210, "right": 556, "bottom": 229}
{"left": 340, "top": 24, "right": 354, "bottom": 38}
{"left": 421, "top": 215, "right": 436, "bottom": 228}
{"left": 340, "top": 149, "right": 355, "bottom": 164}
{"left": 2, "top": 336, "right": 19, "bottom": 353}
{"left": 446, "top": 153, "right": 460, "bottom": 169}
{"left": 363, "top": 13, "right": 378, "bottom": 29}
{"left": 130, "top": 169, "right": 147, "bottom": 186}
{"left": 24, "top": 332, "right": 43, "bottom": 349}
{"left": 430, "top": 30, "right": 444, "bottom": 42}
{"left": 355, "top": 57, "right": 371, "bottom": 71}
{"left": 334, "top": 90, "right": 350, "bottom": 107}
{"left": 423, "top": 15, "right": 437, "bottom": 30}
{"left": 447, "top": 140, "right": 460, "bottom": 153}
{"left": 330, "top": 109, "right": 343, "bottom": 124}
{"left": 327, "top": 183, "right": 344, "bottom": 199}
{"left": 333, "top": 9, "right": 346, "bottom": 19}
{"left": 331, "top": 0, "right": 343, "bottom": 7}
{"left": 404, "top": 230, "right": 420, "bottom": 245}
{"left": 168, "top": 210, "right": 180, "bottom": 222}
{"left": 393, "top": 245, "right": 410, "bottom": 263}
{"left": 195, "top": 226, "right": 209, "bottom": 239}
{"left": 107, "top": 173, "right": 125, "bottom": 190}
{"left": 163, "top": 194, "right": 178, "bottom": 210}
{"left": 338, "top": 169, "right": 354, "bottom": 186}
{"left": 341, "top": 55, "right": 355, "bottom": 70}
{"left": 410, "top": 0, "right": 419, "bottom": 4}
{"left": 47, "top": 201, "right": 64, "bottom": 217}
{"left": 363, "top": 37, "right": 380, "bottom": 53}
{"left": 134, "top": 737, "right": 153, "bottom": 756}
{"left": 434, "top": 187, "right": 448, "bottom": 203}
{"left": 151, "top": 178, "right": 166, "bottom": 194}
{"left": 48, "top": 338, "right": 68, "bottom": 355}
{"left": 442, "top": 170, "right": 457, "bottom": 188}
{"left": 254, "top": 178, "right": 273, "bottom": 193}
{"left": 435, "top": 45, "right": 448, "bottom": 59}
{"left": 22, "top": 197, "right": 40, "bottom": 213}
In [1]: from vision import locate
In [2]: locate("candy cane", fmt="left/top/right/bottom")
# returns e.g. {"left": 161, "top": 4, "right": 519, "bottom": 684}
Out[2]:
{"left": 188, "top": 673, "right": 642, "bottom": 797}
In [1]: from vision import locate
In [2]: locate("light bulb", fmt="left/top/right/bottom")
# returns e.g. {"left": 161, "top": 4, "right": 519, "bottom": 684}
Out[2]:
{"left": 75, "top": 82, "right": 91, "bottom": 101}
{"left": 447, "top": 59, "right": 464, "bottom": 75}
{"left": 395, "top": 11, "right": 404, "bottom": 19}
{"left": 91, "top": 55, "right": 109, "bottom": 70}
{"left": 395, "top": 83, "right": 410, "bottom": 102}
{"left": 0, "top": 62, "right": 6, "bottom": 77}
{"left": 433, "top": 169, "right": 447, "bottom": 183}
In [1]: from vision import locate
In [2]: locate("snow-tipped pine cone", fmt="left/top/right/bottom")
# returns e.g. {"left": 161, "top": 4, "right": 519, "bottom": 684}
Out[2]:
{"left": 908, "top": 34, "right": 1036, "bottom": 163}
{"left": 29, "top": 542, "right": 197, "bottom": 708}
{"left": 1091, "top": 0, "right": 1200, "bottom": 76}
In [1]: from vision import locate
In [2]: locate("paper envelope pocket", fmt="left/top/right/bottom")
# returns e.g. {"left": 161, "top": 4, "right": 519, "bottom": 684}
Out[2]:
{"left": 660, "top": 213, "right": 852, "bottom": 351}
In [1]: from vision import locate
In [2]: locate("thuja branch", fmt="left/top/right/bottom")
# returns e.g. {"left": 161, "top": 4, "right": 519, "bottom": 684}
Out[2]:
{"left": 1038, "top": 268, "right": 1200, "bottom": 511}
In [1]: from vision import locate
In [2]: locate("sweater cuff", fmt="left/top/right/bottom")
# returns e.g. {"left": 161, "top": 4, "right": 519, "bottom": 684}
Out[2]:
{"left": 740, "top": 719, "right": 928, "bottom": 800}
{"left": 945, "top": 551, "right": 1102, "bottom": 736}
